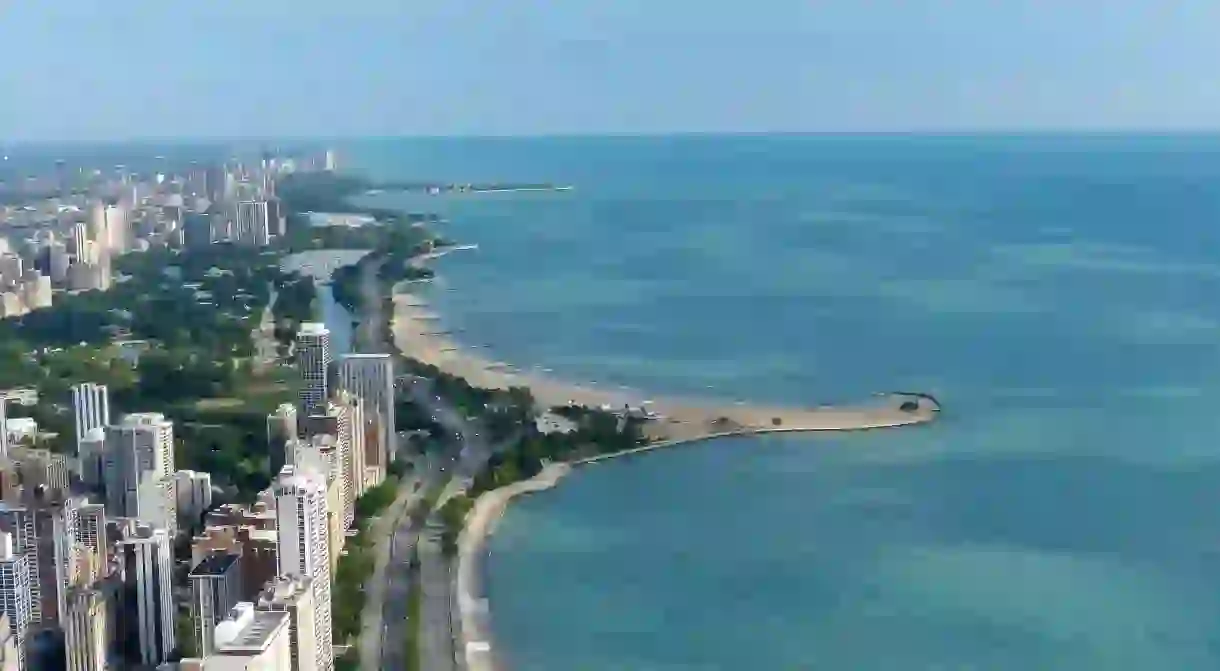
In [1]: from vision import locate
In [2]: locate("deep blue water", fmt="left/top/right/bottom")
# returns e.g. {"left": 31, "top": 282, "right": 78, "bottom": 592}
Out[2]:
{"left": 351, "top": 135, "right": 1220, "bottom": 670}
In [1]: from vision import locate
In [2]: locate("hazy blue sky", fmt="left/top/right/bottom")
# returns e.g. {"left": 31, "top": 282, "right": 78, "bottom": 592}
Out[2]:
{"left": 2, "top": 1, "right": 1219, "bottom": 140}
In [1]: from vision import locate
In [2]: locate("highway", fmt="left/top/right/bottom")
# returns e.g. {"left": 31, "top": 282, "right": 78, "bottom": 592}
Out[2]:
{"left": 417, "top": 519, "right": 456, "bottom": 671}
{"left": 358, "top": 463, "right": 427, "bottom": 671}
{"left": 376, "top": 376, "right": 505, "bottom": 671}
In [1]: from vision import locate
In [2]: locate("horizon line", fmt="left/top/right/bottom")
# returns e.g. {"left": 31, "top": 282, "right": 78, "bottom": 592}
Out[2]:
{"left": 8, "top": 128, "right": 1220, "bottom": 146}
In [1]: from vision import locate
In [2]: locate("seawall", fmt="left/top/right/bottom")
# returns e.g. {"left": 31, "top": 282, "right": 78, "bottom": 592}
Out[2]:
{"left": 455, "top": 463, "right": 573, "bottom": 671}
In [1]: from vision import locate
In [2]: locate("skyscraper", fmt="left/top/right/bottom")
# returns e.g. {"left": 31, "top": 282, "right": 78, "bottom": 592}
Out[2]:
{"left": 234, "top": 200, "right": 271, "bottom": 247}
{"left": 103, "top": 413, "right": 177, "bottom": 534}
{"left": 273, "top": 468, "right": 334, "bottom": 671}
{"left": 267, "top": 403, "right": 298, "bottom": 476}
{"left": 46, "top": 241, "right": 69, "bottom": 284}
{"left": 76, "top": 502, "right": 105, "bottom": 577}
{"left": 0, "top": 533, "right": 30, "bottom": 671}
{"left": 189, "top": 553, "right": 243, "bottom": 658}
{"left": 0, "top": 398, "right": 8, "bottom": 460}
{"left": 211, "top": 603, "right": 291, "bottom": 669}
{"left": 103, "top": 203, "right": 129, "bottom": 253}
{"left": 115, "top": 523, "right": 175, "bottom": 667}
{"left": 71, "top": 383, "right": 110, "bottom": 457}
{"left": 295, "top": 323, "right": 331, "bottom": 414}
{"left": 70, "top": 223, "right": 90, "bottom": 264}
{"left": 63, "top": 586, "right": 107, "bottom": 671}
{"left": 256, "top": 575, "right": 317, "bottom": 671}
{"left": 0, "top": 496, "right": 83, "bottom": 628}
{"left": 305, "top": 395, "right": 363, "bottom": 529}
{"left": 337, "top": 353, "right": 396, "bottom": 472}
{"left": 183, "top": 212, "right": 213, "bottom": 249}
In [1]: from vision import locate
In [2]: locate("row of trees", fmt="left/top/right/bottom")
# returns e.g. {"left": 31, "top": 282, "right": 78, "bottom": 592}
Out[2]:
{"left": 331, "top": 476, "right": 403, "bottom": 658}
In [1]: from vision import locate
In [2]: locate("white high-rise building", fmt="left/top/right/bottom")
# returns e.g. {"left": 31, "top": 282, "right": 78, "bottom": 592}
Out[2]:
{"left": 71, "top": 383, "right": 110, "bottom": 456}
{"left": 116, "top": 523, "right": 176, "bottom": 667}
{"left": 103, "top": 413, "right": 177, "bottom": 534}
{"left": 209, "top": 602, "right": 291, "bottom": 671}
{"left": 273, "top": 468, "right": 334, "bottom": 671}
{"left": 0, "top": 533, "right": 30, "bottom": 671}
{"left": 0, "top": 613, "right": 18, "bottom": 671}
{"left": 304, "top": 399, "right": 361, "bottom": 530}
{"left": 234, "top": 201, "right": 271, "bottom": 247}
{"left": 256, "top": 576, "right": 317, "bottom": 671}
{"left": 104, "top": 204, "right": 129, "bottom": 253}
{"left": 76, "top": 502, "right": 105, "bottom": 573}
{"left": 63, "top": 586, "right": 107, "bottom": 671}
{"left": 70, "top": 223, "right": 91, "bottom": 264}
{"left": 295, "top": 323, "right": 331, "bottom": 414}
{"left": 337, "top": 353, "right": 395, "bottom": 472}
{"left": 86, "top": 203, "right": 107, "bottom": 251}
{"left": 175, "top": 470, "right": 213, "bottom": 524}
{"left": 0, "top": 398, "right": 8, "bottom": 460}
{"left": 47, "top": 241, "right": 70, "bottom": 283}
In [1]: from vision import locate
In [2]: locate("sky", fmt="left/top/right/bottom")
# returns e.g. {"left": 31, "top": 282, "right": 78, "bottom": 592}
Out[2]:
{"left": 1, "top": 1, "right": 1219, "bottom": 140}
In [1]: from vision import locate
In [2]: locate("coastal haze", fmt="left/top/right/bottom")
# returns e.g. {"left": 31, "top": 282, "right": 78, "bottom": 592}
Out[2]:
{"left": 351, "top": 134, "right": 1220, "bottom": 670}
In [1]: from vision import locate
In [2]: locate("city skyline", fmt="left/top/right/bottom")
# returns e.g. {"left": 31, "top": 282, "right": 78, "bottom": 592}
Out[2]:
{"left": 3, "top": 2, "right": 1220, "bottom": 140}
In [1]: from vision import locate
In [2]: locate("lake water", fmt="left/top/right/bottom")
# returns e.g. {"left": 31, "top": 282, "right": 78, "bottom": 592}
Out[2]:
{"left": 349, "top": 135, "right": 1220, "bottom": 670}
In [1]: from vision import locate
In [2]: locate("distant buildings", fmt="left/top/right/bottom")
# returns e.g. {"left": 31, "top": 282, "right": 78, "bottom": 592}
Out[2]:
{"left": 175, "top": 470, "right": 213, "bottom": 526}
{"left": 234, "top": 201, "right": 271, "bottom": 247}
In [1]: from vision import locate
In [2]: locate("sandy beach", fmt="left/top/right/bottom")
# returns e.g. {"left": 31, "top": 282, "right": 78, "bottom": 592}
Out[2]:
{"left": 390, "top": 284, "right": 939, "bottom": 442}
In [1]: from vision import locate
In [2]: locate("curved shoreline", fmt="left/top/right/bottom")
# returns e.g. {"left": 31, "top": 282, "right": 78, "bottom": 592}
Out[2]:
{"left": 456, "top": 462, "right": 572, "bottom": 671}
{"left": 391, "top": 282, "right": 941, "bottom": 443}
{"left": 394, "top": 248, "right": 942, "bottom": 670}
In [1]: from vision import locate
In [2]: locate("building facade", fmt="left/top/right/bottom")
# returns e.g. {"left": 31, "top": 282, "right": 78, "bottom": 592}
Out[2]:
{"left": 337, "top": 353, "right": 395, "bottom": 474}
{"left": 189, "top": 553, "right": 243, "bottom": 658}
{"left": 273, "top": 469, "right": 334, "bottom": 671}
{"left": 295, "top": 323, "right": 331, "bottom": 415}
{"left": 0, "top": 534, "right": 30, "bottom": 671}
{"left": 115, "top": 523, "right": 176, "bottom": 667}
{"left": 256, "top": 576, "right": 316, "bottom": 671}
{"left": 63, "top": 587, "right": 107, "bottom": 671}
{"left": 103, "top": 413, "right": 177, "bottom": 534}
{"left": 71, "top": 383, "right": 110, "bottom": 457}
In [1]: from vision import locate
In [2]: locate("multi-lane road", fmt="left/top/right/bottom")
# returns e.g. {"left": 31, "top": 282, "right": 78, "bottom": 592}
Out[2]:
{"left": 373, "top": 375, "right": 503, "bottom": 671}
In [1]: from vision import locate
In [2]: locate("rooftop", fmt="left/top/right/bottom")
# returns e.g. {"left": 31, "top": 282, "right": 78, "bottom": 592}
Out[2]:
{"left": 216, "top": 607, "right": 288, "bottom": 652}
{"left": 298, "top": 322, "right": 329, "bottom": 336}
{"left": 189, "top": 552, "right": 239, "bottom": 578}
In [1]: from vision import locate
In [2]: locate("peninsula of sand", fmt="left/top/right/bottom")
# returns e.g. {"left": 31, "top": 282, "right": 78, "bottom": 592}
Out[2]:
{"left": 390, "top": 252, "right": 940, "bottom": 442}
{"left": 389, "top": 248, "right": 941, "bottom": 671}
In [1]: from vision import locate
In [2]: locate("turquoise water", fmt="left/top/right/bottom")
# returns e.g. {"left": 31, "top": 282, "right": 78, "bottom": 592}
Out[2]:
{"left": 351, "top": 135, "right": 1220, "bottom": 670}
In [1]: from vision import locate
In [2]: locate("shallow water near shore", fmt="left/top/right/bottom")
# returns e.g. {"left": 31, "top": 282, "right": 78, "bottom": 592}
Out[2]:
{"left": 350, "top": 135, "right": 1220, "bottom": 670}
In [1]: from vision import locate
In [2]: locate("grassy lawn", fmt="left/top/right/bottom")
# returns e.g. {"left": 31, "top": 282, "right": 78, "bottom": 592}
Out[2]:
{"left": 405, "top": 575, "right": 423, "bottom": 671}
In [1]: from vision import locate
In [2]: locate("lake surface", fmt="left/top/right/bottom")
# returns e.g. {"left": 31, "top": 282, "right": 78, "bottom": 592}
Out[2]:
{"left": 350, "top": 135, "right": 1220, "bottom": 670}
